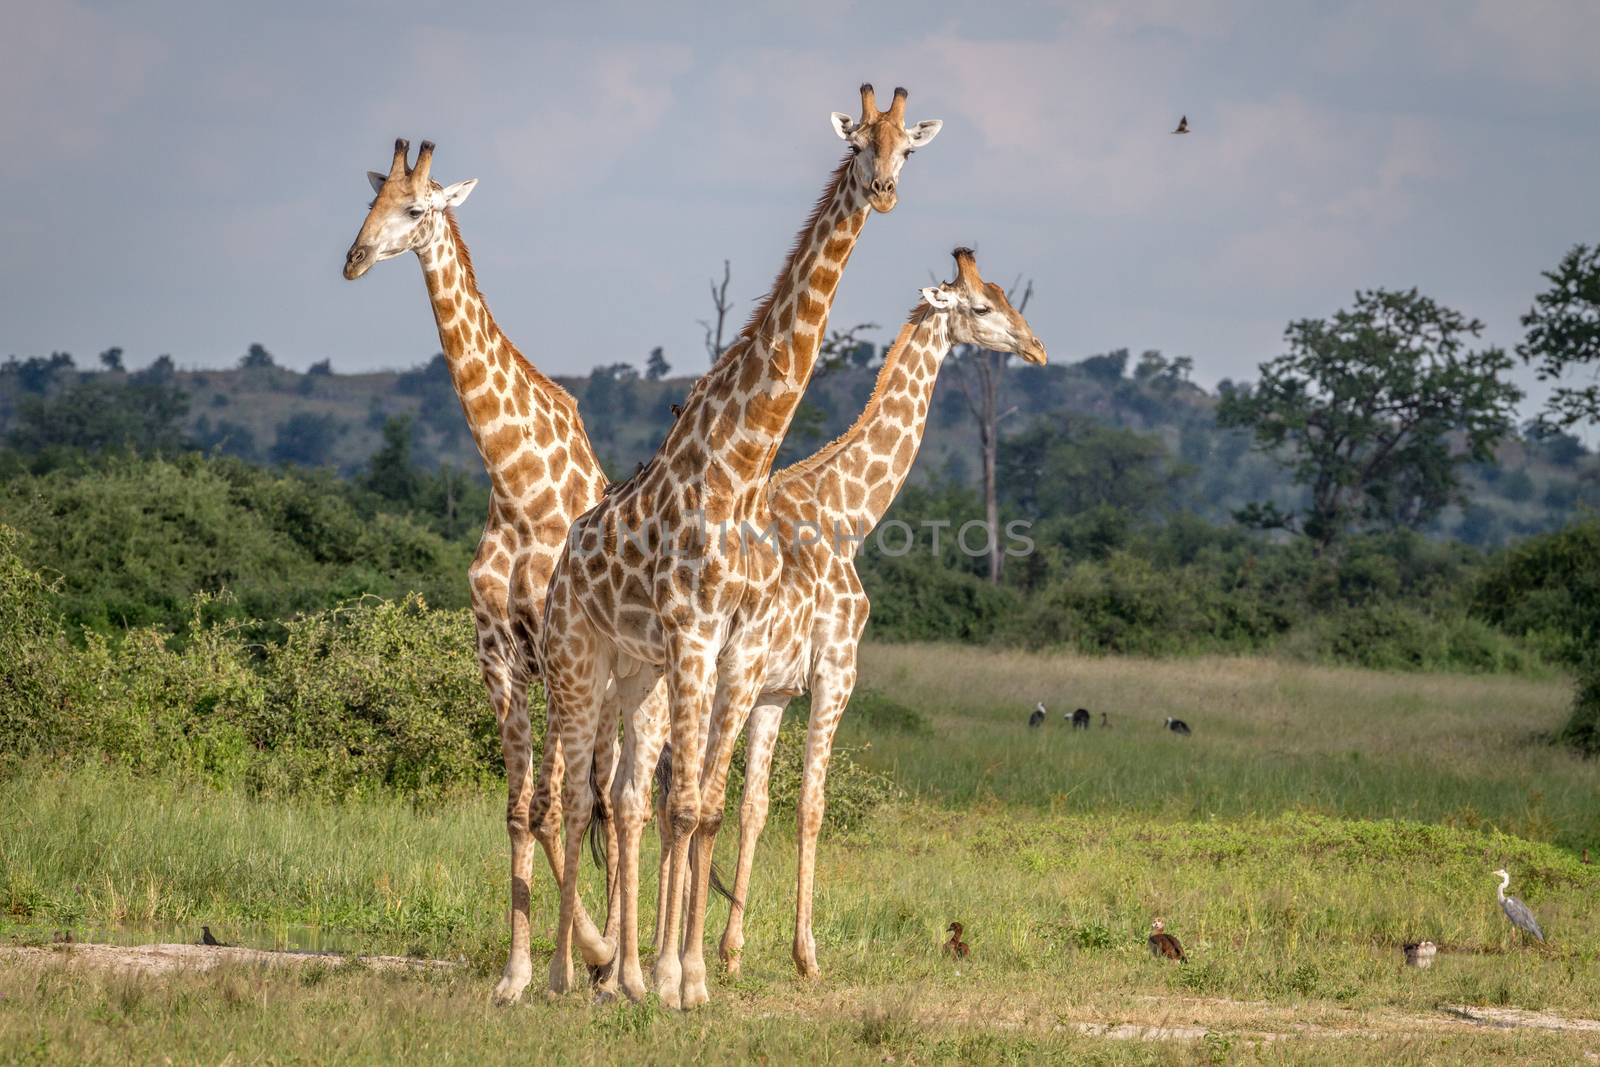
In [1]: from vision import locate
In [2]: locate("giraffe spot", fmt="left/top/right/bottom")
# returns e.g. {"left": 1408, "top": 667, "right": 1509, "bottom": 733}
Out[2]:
{"left": 484, "top": 423, "right": 522, "bottom": 459}
{"left": 796, "top": 292, "right": 825, "bottom": 326}
{"left": 493, "top": 371, "right": 507, "bottom": 392}
{"left": 467, "top": 390, "right": 501, "bottom": 425}
{"left": 823, "top": 236, "right": 852, "bottom": 260}
{"left": 810, "top": 265, "right": 839, "bottom": 294}
{"left": 549, "top": 447, "right": 568, "bottom": 478}
{"left": 458, "top": 359, "right": 488, "bottom": 393}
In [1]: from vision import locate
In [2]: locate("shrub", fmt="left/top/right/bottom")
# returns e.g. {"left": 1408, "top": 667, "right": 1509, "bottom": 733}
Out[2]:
{"left": 724, "top": 708, "right": 900, "bottom": 832}
{"left": 1473, "top": 518, "right": 1600, "bottom": 666}
{"left": 1558, "top": 658, "right": 1600, "bottom": 758}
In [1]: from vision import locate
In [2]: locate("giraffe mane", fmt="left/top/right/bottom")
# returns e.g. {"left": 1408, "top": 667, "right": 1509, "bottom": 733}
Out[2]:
{"left": 773, "top": 299, "right": 936, "bottom": 487}
{"left": 443, "top": 208, "right": 581, "bottom": 412}
{"left": 736, "top": 156, "right": 855, "bottom": 344}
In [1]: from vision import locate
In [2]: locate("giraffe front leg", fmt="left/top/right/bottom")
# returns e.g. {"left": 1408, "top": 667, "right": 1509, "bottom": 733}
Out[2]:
{"left": 485, "top": 664, "right": 536, "bottom": 1006}
{"left": 682, "top": 642, "right": 768, "bottom": 1008}
{"left": 608, "top": 667, "right": 667, "bottom": 1004}
{"left": 793, "top": 662, "right": 857, "bottom": 980}
{"left": 652, "top": 639, "right": 712, "bottom": 1009}
{"left": 719, "top": 698, "right": 787, "bottom": 977}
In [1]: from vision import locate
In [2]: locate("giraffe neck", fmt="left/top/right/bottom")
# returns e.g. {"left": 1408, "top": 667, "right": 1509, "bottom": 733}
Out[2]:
{"left": 662, "top": 162, "right": 871, "bottom": 504}
{"left": 774, "top": 307, "right": 952, "bottom": 545}
{"left": 415, "top": 213, "right": 602, "bottom": 515}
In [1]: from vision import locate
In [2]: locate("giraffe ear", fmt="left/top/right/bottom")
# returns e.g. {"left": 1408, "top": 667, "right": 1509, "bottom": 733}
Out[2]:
{"left": 921, "top": 286, "right": 957, "bottom": 309}
{"left": 830, "top": 113, "right": 856, "bottom": 140}
{"left": 367, "top": 171, "right": 388, "bottom": 194}
{"left": 907, "top": 119, "right": 943, "bottom": 147}
{"left": 440, "top": 179, "right": 478, "bottom": 207}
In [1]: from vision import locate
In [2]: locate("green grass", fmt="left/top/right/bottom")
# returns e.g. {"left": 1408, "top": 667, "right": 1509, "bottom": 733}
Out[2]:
{"left": 849, "top": 645, "right": 1594, "bottom": 850}
{"left": 3, "top": 647, "right": 1599, "bottom": 1064}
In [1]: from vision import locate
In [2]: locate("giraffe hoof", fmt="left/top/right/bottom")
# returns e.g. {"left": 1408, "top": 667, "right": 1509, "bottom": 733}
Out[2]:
{"left": 681, "top": 976, "right": 710, "bottom": 1009}
{"left": 491, "top": 974, "right": 530, "bottom": 1006}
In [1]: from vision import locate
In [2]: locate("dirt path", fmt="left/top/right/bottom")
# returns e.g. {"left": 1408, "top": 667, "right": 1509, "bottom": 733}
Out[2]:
{"left": 6, "top": 941, "right": 1600, "bottom": 1046}
{"left": 0, "top": 940, "right": 455, "bottom": 977}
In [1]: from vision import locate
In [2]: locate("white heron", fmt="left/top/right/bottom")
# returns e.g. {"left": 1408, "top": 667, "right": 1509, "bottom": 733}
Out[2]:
{"left": 1492, "top": 868, "right": 1545, "bottom": 943}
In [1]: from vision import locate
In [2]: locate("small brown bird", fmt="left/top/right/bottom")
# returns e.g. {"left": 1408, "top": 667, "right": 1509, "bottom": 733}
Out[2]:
{"left": 1583, "top": 849, "right": 1590, "bottom": 865}
{"left": 944, "top": 922, "right": 970, "bottom": 959}
{"left": 1403, "top": 941, "right": 1437, "bottom": 969}
{"left": 1172, "top": 115, "right": 1190, "bottom": 135}
{"left": 1148, "top": 919, "right": 1185, "bottom": 961}
{"left": 1100, "top": 711, "right": 1111, "bottom": 728}
{"left": 51, "top": 930, "right": 74, "bottom": 945}
{"left": 201, "top": 926, "right": 224, "bottom": 947}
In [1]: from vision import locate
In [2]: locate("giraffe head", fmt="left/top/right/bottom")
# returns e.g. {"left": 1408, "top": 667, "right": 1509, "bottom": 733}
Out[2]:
{"left": 920, "top": 249, "right": 1047, "bottom": 365}
{"left": 343, "top": 139, "right": 478, "bottom": 280}
{"left": 831, "top": 84, "right": 942, "bottom": 213}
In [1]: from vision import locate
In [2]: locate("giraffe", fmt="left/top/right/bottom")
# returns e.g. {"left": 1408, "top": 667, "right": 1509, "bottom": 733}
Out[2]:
{"left": 341, "top": 139, "right": 615, "bottom": 1006}
{"left": 711, "top": 248, "right": 1045, "bottom": 977}
{"left": 530, "top": 84, "right": 943, "bottom": 1008}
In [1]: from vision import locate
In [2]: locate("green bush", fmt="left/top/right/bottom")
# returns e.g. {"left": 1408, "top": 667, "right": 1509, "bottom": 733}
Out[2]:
{"left": 1282, "top": 603, "right": 1540, "bottom": 673}
{"left": 1558, "top": 658, "right": 1600, "bottom": 758}
{"left": 0, "top": 454, "right": 472, "bottom": 638}
{"left": 1473, "top": 518, "right": 1600, "bottom": 666}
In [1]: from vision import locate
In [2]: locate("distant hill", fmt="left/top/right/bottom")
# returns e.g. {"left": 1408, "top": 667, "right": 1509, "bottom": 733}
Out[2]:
{"left": 2, "top": 348, "right": 1594, "bottom": 547}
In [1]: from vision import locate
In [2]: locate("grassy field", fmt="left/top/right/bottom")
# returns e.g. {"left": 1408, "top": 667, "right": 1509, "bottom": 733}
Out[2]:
{"left": 3, "top": 647, "right": 1597, "bottom": 1064}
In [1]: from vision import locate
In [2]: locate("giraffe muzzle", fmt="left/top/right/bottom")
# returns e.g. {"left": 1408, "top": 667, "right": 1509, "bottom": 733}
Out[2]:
{"left": 1021, "top": 338, "right": 1048, "bottom": 366}
{"left": 343, "top": 245, "right": 373, "bottom": 280}
{"left": 868, "top": 178, "right": 898, "bottom": 212}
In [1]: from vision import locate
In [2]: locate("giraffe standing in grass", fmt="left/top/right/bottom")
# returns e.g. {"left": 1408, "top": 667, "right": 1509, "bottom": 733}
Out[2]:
{"left": 341, "top": 139, "right": 615, "bottom": 1006}
{"left": 530, "top": 84, "right": 944, "bottom": 1008}
{"left": 654, "top": 249, "right": 1046, "bottom": 978}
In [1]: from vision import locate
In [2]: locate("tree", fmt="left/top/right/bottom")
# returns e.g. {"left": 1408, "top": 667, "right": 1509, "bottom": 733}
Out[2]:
{"left": 270, "top": 411, "right": 345, "bottom": 467}
{"left": 240, "top": 342, "right": 275, "bottom": 369}
{"left": 307, "top": 358, "right": 334, "bottom": 377}
{"left": 948, "top": 276, "right": 1035, "bottom": 583}
{"left": 645, "top": 346, "right": 672, "bottom": 381}
{"left": 363, "top": 415, "right": 421, "bottom": 505}
{"left": 98, "top": 347, "right": 124, "bottom": 372}
{"left": 1520, "top": 242, "right": 1600, "bottom": 429}
{"left": 1218, "top": 288, "right": 1522, "bottom": 552}
{"left": 699, "top": 260, "right": 733, "bottom": 364}
{"left": 8, "top": 375, "right": 189, "bottom": 456}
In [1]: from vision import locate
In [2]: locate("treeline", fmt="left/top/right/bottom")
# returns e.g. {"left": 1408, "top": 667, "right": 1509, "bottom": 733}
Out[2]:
{"left": 3, "top": 337, "right": 1595, "bottom": 551}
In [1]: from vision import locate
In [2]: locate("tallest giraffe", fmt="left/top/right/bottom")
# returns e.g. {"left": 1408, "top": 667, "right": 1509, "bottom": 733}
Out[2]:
{"left": 530, "top": 83, "right": 944, "bottom": 1008}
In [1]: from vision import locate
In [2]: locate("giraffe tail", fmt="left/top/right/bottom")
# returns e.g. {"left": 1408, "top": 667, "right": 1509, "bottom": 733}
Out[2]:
{"left": 653, "top": 743, "right": 735, "bottom": 905}
{"left": 587, "top": 755, "right": 609, "bottom": 870}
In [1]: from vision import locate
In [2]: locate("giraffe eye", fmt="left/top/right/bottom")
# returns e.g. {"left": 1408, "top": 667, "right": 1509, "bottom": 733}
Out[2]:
{"left": 408, "top": 206, "right": 424, "bottom": 219}
{"left": 973, "top": 307, "right": 992, "bottom": 316}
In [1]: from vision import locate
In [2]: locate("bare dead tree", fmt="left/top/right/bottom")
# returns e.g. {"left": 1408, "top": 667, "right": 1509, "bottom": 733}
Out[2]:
{"left": 949, "top": 276, "right": 1034, "bottom": 584}
{"left": 698, "top": 259, "right": 734, "bottom": 364}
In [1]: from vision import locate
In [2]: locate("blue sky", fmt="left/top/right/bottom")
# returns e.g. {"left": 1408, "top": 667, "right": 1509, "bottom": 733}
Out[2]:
{"left": 4, "top": 1, "right": 1598, "bottom": 416}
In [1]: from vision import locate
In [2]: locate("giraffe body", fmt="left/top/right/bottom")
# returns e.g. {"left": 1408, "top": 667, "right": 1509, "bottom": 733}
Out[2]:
{"left": 531, "top": 85, "right": 943, "bottom": 1008}
{"left": 342, "top": 140, "right": 613, "bottom": 1006}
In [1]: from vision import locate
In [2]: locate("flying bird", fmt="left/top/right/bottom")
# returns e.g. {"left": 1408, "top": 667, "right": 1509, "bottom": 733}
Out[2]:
{"left": 1492, "top": 868, "right": 1545, "bottom": 942}
{"left": 944, "top": 922, "right": 970, "bottom": 959}
{"left": 1147, "top": 919, "right": 1185, "bottom": 961}
{"left": 1172, "top": 115, "right": 1190, "bottom": 134}
{"left": 1029, "top": 702, "right": 1047, "bottom": 728}
{"left": 1403, "top": 940, "right": 1437, "bottom": 968}
{"left": 1165, "top": 717, "right": 1192, "bottom": 736}
{"left": 1070, "top": 708, "right": 1091, "bottom": 730}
